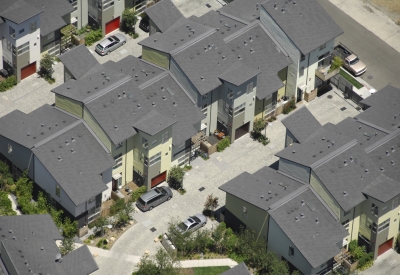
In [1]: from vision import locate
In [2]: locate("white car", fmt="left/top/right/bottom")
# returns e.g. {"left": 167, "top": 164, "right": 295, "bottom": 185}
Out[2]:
{"left": 177, "top": 214, "right": 207, "bottom": 233}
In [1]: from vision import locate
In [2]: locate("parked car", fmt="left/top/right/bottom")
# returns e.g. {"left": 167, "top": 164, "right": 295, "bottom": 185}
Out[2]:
{"left": 139, "top": 15, "right": 150, "bottom": 32}
{"left": 95, "top": 34, "right": 126, "bottom": 56}
{"left": 136, "top": 186, "right": 172, "bottom": 211}
{"left": 332, "top": 42, "right": 367, "bottom": 76}
{"left": 176, "top": 214, "right": 207, "bottom": 233}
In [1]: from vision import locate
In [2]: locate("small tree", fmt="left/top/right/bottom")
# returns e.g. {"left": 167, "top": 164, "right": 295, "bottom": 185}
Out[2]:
{"left": 94, "top": 216, "right": 110, "bottom": 237}
{"left": 204, "top": 193, "right": 219, "bottom": 218}
{"left": 168, "top": 166, "right": 185, "bottom": 190}
{"left": 134, "top": 248, "right": 180, "bottom": 275}
{"left": 39, "top": 54, "right": 54, "bottom": 79}
{"left": 59, "top": 217, "right": 78, "bottom": 256}
{"left": 252, "top": 118, "right": 266, "bottom": 139}
{"left": 121, "top": 9, "right": 138, "bottom": 34}
{"left": 329, "top": 56, "right": 343, "bottom": 72}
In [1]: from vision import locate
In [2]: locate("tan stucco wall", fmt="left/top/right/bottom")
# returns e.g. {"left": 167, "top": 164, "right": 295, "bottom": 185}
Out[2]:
{"left": 83, "top": 106, "right": 112, "bottom": 152}
{"left": 55, "top": 94, "right": 83, "bottom": 117}
{"left": 142, "top": 46, "right": 170, "bottom": 69}
{"left": 310, "top": 171, "right": 340, "bottom": 218}
{"left": 277, "top": 67, "right": 288, "bottom": 99}
{"left": 254, "top": 97, "right": 264, "bottom": 120}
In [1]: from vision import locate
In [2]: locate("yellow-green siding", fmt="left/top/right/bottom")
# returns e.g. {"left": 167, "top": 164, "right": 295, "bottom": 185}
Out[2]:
{"left": 142, "top": 46, "right": 170, "bottom": 69}
{"left": 277, "top": 67, "right": 288, "bottom": 99}
{"left": 55, "top": 94, "right": 83, "bottom": 118}
{"left": 310, "top": 171, "right": 340, "bottom": 218}
{"left": 83, "top": 107, "right": 112, "bottom": 152}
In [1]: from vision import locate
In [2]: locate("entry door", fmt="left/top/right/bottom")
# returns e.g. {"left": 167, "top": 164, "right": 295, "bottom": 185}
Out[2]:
{"left": 21, "top": 62, "right": 36, "bottom": 80}
{"left": 151, "top": 171, "right": 167, "bottom": 188}
{"left": 297, "top": 88, "right": 303, "bottom": 103}
{"left": 235, "top": 122, "right": 250, "bottom": 140}
{"left": 105, "top": 17, "right": 120, "bottom": 34}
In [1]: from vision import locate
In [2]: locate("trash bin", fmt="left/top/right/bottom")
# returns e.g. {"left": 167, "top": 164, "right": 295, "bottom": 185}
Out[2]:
{"left": 0, "top": 69, "right": 8, "bottom": 78}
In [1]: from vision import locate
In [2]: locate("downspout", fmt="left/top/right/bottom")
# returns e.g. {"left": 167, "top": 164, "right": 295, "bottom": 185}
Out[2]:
{"left": 350, "top": 206, "right": 356, "bottom": 242}
{"left": 304, "top": 51, "right": 311, "bottom": 99}
{"left": 125, "top": 140, "right": 128, "bottom": 188}
{"left": 209, "top": 90, "right": 213, "bottom": 135}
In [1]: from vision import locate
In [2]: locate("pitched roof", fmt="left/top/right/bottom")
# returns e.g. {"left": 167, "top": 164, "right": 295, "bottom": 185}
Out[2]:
{"left": 0, "top": 0, "right": 42, "bottom": 24}
{"left": 269, "top": 188, "right": 348, "bottom": 268}
{"left": 362, "top": 173, "right": 400, "bottom": 203}
{"left": 219, "top": 0, "right": 262, "bottom": 23}
{"left": 261, "top": 0, "right": 343, "bottom": 55}
{"left": 133, "top": 109, "right": 176, "bottom": 136}
{"left": 356, "top": 85, "right": 400, "bottom": 132}
{"left": 145, "top": 0, "right": 183, "bottom": 33}
{"left": 221, "top": 262, "right": 251, "bottom": 275}
{"left": 56, "top": 245, "right": 99, "bottom": 275}
{"left": 0, "top": 104, "right": 78, "bottom": 149}
{"left": 32, "top": 122, "right": 114, "bottom": 206}
{"left": 218, "top": 61, "right": 261, "bottom": 86}
{"left": 59, "top": 45, "right": 100, "bottom": 80}
{"left": 281, "top": 107, "right": 321, "bottom": 144}
{"left": 219, "top": 166, "right": 305, "bottom": 211}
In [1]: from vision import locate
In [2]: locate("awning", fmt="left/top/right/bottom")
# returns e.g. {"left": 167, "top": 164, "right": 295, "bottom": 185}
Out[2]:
{"left": 201, "top": 123, "right": 207, "bottom": 130}
{"left": 298, "top": 84, "right": 307, "bottom": 91}
{"left": 71, "top": 17, "right": 78, "bottom": 24}
{"left": 112, "top": 173, "right": 122, "bottom": 180}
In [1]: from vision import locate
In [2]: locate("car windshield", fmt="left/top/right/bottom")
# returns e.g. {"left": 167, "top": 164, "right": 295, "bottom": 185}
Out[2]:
{"left": 111, "top": 35, "right": 119, "bottom": 42}
{"left": 349, "top": 57, "right": 359, "bottom": 65}
{"left": 137, "top": 197, "right": 145, "bottom": 206}
{"left": 158, "top": 188, "right": 167, "bottom": 195}
{"left": 178, "top": 222, "right": 187, "bottom": 231}
{"left": 154, "top": 188, "right": 161, "bottom": 194}
{"left": 107, "top": 37, "right": 114, "bottom": 42}
{"left": 191, "top": 216, "right": 201, "bottom": 223}
{"left": 96, "top": 44, "right": 104, "bottom": 50}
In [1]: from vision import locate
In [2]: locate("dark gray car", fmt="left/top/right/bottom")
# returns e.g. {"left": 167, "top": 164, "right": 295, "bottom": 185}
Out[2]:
{"left": 95, "top": 33, "right": 126, "bottom": 56}
{"left": 136, "top": 186, "right": 173, "bottom": 211}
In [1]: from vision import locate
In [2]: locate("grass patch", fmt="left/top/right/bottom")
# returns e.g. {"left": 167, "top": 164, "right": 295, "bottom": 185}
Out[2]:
{"left": 339, "top": 68, "right": 363, "bottom": 89}
{"left": 181, "top": 266, "right": 231, "bottom": 275}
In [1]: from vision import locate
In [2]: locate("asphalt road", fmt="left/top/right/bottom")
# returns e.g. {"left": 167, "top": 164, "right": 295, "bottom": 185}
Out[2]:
{"left": 317, "top": 0, "right": 400, "bottom": 90}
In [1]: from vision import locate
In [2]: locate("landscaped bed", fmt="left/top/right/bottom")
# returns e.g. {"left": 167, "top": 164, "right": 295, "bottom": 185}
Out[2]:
{"left": 339, "top": 68, "right": 363, "bottom": 89}
{"left": 181, "top": 266, "right": 230, "bottom": 275}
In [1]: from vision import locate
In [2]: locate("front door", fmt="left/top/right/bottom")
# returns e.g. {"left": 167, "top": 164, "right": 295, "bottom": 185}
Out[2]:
{"left": 297, "top": 88, "right": 303, "bottom": 103}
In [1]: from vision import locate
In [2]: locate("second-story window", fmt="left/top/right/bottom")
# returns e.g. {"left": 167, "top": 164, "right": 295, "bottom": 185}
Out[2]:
{"left": 299, "top": 66, "right": 305, "bottom": 77}
{"left": 101, "top": 0, "right": 114, "bottom": 10}
{"left": 8, "top": 144, "right": 12, "bottom": 154}
{"left": 246, "top": 82, "right": 253, "bottom": 94}
{"left": 234, "top": 102, "right": 246, "bottom": 116}
{"left": 300, "top": 54, "right": 305, "bottom": 62}
{"left": 371, "top": 203, "right": 379, "bottom": 216}
{"left": 289, "top": 245, "right": 294, "bottom": 257}
{"left": 9, "top": 26, "right": 15, "bottom": 39}
{"left": 228, "top": 89, "right": 234, "bottom": 99}
{"left": 17, "top": 42, "right": 29, "bottom": 55}
{"left": 201, "top": 104, "right": 207, "bottom": 116}
{"left": 30, "top": 21, "right": 37, "bottom": 33}
{"left": 378, "top": 219, "right": 390, "bottom": 233}
{"left": 149, "top": 152, "right": 161, "bottom": 166}
{"left": 242, "top": 206, "right": 247, "bottom": 219}
{"left": 19, "top": 29, "right": 24, "bottom": 34}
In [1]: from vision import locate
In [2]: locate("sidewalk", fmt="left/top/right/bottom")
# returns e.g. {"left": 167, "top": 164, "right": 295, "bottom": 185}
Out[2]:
{"left": 329, "top": 0, "right": 400, "bottom": 54}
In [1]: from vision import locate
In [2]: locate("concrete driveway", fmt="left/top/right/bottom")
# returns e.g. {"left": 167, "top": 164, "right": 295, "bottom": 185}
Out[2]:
{"left": 360, "top": 249, "right": 400, "bottom": 275}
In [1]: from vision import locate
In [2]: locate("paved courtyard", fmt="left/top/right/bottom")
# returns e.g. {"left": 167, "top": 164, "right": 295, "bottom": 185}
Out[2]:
{"left": 359, "top": 249, "right": 400, "bottom": 275}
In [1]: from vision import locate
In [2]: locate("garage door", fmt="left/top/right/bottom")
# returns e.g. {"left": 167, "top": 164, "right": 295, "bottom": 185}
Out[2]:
{"left": 235, "top": 122, "right": 250, "bottom": 140}
{"left": 378, "top": 238, "right": 393, "bottom": 256}
{"left": 105, "top": 17, "right": 120, "bottom": 34}
{"left": 21, "top": 62, "right": 36, "bottom": 80}
{"left": 151, "top": 171, "right": 167, "bottom": 188}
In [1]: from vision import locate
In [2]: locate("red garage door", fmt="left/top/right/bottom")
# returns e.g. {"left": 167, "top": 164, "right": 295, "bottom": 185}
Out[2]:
{"left": 21, "top": 62, "right": 36, "bottom": 80}
{"left": 151, "top": 171, "right": 167, "bottom": 188}
{"left": 105, "top": 17, "right": 120, "bottom": 34}
{"left": 378, "top": 238, "right": 393, "bottom": 256}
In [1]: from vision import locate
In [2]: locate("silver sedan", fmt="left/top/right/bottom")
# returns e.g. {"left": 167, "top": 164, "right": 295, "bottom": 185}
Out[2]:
{"left": 95, "top": 33, "right": 126, "bottom": 56}
{"left": 177, "top": 214, "right": 207, "bottom": 233}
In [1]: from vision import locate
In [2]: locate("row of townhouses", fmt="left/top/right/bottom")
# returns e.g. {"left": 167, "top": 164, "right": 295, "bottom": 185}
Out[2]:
{"left": 220, "top": 85, "right": 400, "bottom": 274}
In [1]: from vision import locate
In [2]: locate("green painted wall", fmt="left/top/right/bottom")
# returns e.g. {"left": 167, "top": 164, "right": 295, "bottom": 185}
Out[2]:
{"left": 55, "top": 94, "right": 83, "bottom": 117}
{"left": 310, "top": 171, "right": 340, "bottom": 218}
{"left": 142, "top": 46, "right": 170, "bottom": 69}
{"left": 83, "top": 106, "right": 112, "bottom": 152}
{"left": 277, "top": 67, "right": 288, "bottom": 99}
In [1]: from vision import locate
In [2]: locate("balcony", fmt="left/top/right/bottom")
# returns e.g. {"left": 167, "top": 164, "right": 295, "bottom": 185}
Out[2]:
{"left": 315, "top": 65, "right": 339, "bottom": 81}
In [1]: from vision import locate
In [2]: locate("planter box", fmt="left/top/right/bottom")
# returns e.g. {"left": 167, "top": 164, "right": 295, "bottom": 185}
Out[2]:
{"left": 343, "top": 258, "right": 358, "bottom": 272}
{"left": 315, "top": 67, "right": 339, "bottom": 81}
{"left": 305, "top": 88, "right": 318, "bottom": 102}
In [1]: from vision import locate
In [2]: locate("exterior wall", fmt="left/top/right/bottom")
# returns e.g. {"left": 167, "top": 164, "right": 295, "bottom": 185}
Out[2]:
{"left": 225, "top": 194, "right": 269, "bottom": 240}
{"left": 170, "top": 57, "right": 198, "bottom": 102}
{"left": 64, "top": 66, "right": 74, "bottom": 82}
{"left": 0, "top": 35, "right": 3, "bottom": 70}
{"left": 199, "top": 86, "right": 219, "bottom": 136}
{"left": 101, "top": 167, "right": 113, "bottom": 201}
{"left": 142, "top": 46, "right": 170, "bottom": 69}
{"left": 278, "top": 158, "right": 310, "bottom": 183}
{"left": 284, "top": 129, "right": 297, "bottom": 147}
{"left": 268, "top": 217, "right": 322, "bottom": 275}
{"left": 171, "top": 139, "right": 191, "bottom": 167}
{"left": 0, "top": 136, "right": 34, "bottom": 179}
{"left": 149, "top": 19, "right": 160, "bottom": 35}
{"left": 277, "top": 67, "right": 288, "bottom": 99}
{"left": 110, "top": 137, "right": 133, "bottom": 189}
{"left": 55, "top": 94, "right": 83, "bottom": 117}
{"left": 40, "top": 30, "right": 62, "bottom": 56}
{"left": 0, "top": 244, "right": 18, "bottom": 275}
{"left": 101, "top": 6, "right": 115, "bottom": 33}
{"left": 309, "top": 171, "right": 340, "bottom": 218}
{"left": 83, "top": 106, "right": 112, "bottom": 151}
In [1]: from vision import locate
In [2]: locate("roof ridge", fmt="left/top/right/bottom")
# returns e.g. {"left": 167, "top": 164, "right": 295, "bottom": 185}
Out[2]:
{"left": 33, "top": 120, "right": 83, "bottom": 149}
{"left": 82, "top": 121, "right": 111, "bottom": 154}
{"left": 355, "top": 117, "right": 391, "bottom": 134}
{"left": 268, "top": 184, "right": 308, "bottom": 210}
{"left": 170, "top": 28, "right": 216, "bottom": 55}
{"left": 138, "top": 71, "right": 170, "bottom": 90}
{"left": 83, "top": 75, "right": 132, "bottom": 104}
{"left": 224, "top": 20, "right": 259, "bottom": 42}
{"left": 255, "top": 20, "right": 288, "bottom": 57}
{"left": 364, "top": 127, "right": 400, "bottom": 153}
{"left": 168, "top": 72, "right": 197, "bottom": 104}
{"left": 216, "top": 10, "right": 250, "bottom": 25}
{"left": 310, "top": 139, "right": 358, "bottom": 169}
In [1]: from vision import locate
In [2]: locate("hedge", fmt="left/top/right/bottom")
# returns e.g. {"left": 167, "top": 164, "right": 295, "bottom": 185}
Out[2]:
{"left": 217, "top": 136, "right": 230, "bottom": 152}
{"left": 0, "top": 76, "right": 17, "bottom": 92}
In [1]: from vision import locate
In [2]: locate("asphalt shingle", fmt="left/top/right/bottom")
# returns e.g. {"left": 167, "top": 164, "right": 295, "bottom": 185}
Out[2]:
{"left": 0, "top": 0, "right": 42, "bottom": 24}
{"left": 59, "top": 45, "right": 100, "bottom": 80}
{"left": 145, "top": 0, "right": 183, "bottom": 33}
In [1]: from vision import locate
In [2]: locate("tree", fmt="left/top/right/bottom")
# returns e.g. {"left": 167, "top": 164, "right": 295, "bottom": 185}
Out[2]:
{"left": 39, "top": 54, "right": 54, "bottom": 79}
{"left": 253, "top": 118, "right": 266, "bottom": 138}
{"left": 203, "top": 193, "right": 219, "bottom": 218}
{"left": 121, "top": 9, "right": 137, "bottom": 34}
{"left": 133, "top": 248, "right": 180, "bottom": 275}
{"left": 168, "top": 166, "right": 185, "bottom": 190}
{"left": 329, "top": 56, "right": 343, "bottom": 72}
{"left": 59, "top": 217, "right": 78, "bottom": 256}
{"left": 94, "top": 216, "right": 110, "bottom": 237}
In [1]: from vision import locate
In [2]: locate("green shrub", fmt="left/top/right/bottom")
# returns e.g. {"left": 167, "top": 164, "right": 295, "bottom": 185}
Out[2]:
{"left": 131, "top": 186, "right": 147, "bottom": 202}
{"left": 110, "top": 198, "right": 125, "bottom": 215}
{"left": 217, "top": 136, "right": 230, "bottom": 152}
{"left": 0, "top": 191, "right": 16, "bottom": 216}
{"left": 348, "top": 240, "right": 358, "bottom": 253}
{"left": 168, "top": 166, "right": 185, "bottom": 190}
{"left": 85, "top": 29, "right": 103, "bottom": 46}
{"left": 133, "top": 33, "right": 139, "bottom": 39}
{"left": 0, "top": 76, "right": 17, "bottom": 92}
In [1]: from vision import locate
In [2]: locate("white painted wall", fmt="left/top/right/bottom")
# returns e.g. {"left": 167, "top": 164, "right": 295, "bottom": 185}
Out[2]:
{"left": 101, "top": 167, "right": 112, "bottom": 202}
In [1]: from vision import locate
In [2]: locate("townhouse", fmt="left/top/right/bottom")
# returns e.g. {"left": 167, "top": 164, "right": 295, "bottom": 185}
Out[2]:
{"left": 0, "top": 0, "right": 74, "bottom": 82}
{"left": 0, "top": 214, "right": 98, "bottom": 275}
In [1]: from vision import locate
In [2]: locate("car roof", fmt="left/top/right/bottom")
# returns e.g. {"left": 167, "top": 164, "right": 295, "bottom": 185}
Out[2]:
{"left": 98, "top": 37, "right": 114, "bottom": 47}
{"left": 140, "top": 188, "right": 161, "bottom": 201}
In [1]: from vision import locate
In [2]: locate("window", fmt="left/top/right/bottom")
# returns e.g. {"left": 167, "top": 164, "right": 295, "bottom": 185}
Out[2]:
{"left": 246, "top": 82, "right": 253, "bottom": 94}
{"left": 9, "top": 26, "right": 15, "bottom": 39}
{"left": 101, "top": 0, "right": 114, "bottom": 10}
{"left": 300, "top": 54, "right": 305, "bottom": 62}
{"left": 19, "top": 29, "right": 24, "bottom": 34}
{"left": 319, "top": 43, "right": 326, "bottom": 51}
{"left": 17, "top": 42, "right": 29, "bottom": 55}
{"left": 289, "top": 245, "right": 294, "bottom": 257}
{"left": 234, "top": 102, "right": 246, "bottom": 116}
{"left": 149, "top": 152, "right": 162, "bottom": 166}
{"left": 228, "top": 89, "right": 234, "bottom": 99}
{"left": 56, "top": 185, "right": 61, "bottom": 197}
{"left": 299, "top": 66, "right": 304, "bottom": 77}
{"left": 342, "top": 219, "right": 350, "bottom": 230}
{"left": 371, "top": 203, "right": 379, "bottom": 216}
{"left": 7, "top": 144, "right": 13, "bottom": 154}
{"left": 115, "top": 143, "right": 123, "bottom": 150}
{"left": 142, "top": 137, "right": 148, "bottom": 149}
{"left": 393, "top": 197, "right": 399, "bottom": 210}
{"left": 378, "top": 219, "right": 390, "bottom": 233}
{"left": 242, "top": 206, "right": 247, "bottom": 218}
{"left": 201, "top": 104, "right": 208, "bottom": 116}
{"left": 30, "top": 21, "right": 37, "bottom": 33}
{"left": 151, "top": 139, "right": 157, "bottom": 145}
{"left": 202, "top": 94, "right": 208, "bottom": 100}
{"left": 162, "top": 132, "right": 169, "bottom": 144}
{"left": 114, "top": 153, "right": 122, "bottom": 162}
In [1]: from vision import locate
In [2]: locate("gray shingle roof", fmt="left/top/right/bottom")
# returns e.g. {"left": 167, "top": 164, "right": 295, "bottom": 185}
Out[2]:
{"left": 219, "top": 166, "right": 304, "bottom": 211}
{"left": 0, "top": 0, "right": 42, "bottom": 24}
{"left": 133, "top": 109, "right": 176, "bottom": 136}
{"left": 32, "top": 122, "right": 114, "bottom": 206}
{"left": 59, "top": 45, "right": 100, "bottom": 80}
{"left": 218, "top": 61, "right": 260, "bottom": 86}
{"left": 221, "top": 262, "right": 251, "bottom": 275}
{"left": 269, "top": 188, "right": 348, "bottom": 268}
{"left": 0, "top": 104, "right": 78, "bottom": 149}
{"left": 139, "top": 20, "right": 215, "bottom": 54}
{"left": 56, "top": 245, "right": 99, "bottom": 275}
{"left": 30, "top": 0, "right": 74, "bottom": 36}
{"left": 356, "top": 85, "right": 400, "bottom": 132}
{"left": 281, "top": 106, "right": 321, "bottom": 144}
{"left": 219, "top": 0, "right": 262, "bottom": 23}
{"left": 362, "top": 173, "right": 400, "bottom": 203}
{"left": 261, "top": 0, "right": 343, "bottom": 55}
{"left": 145, "top": 0, "right": 183, "bottom": 33}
